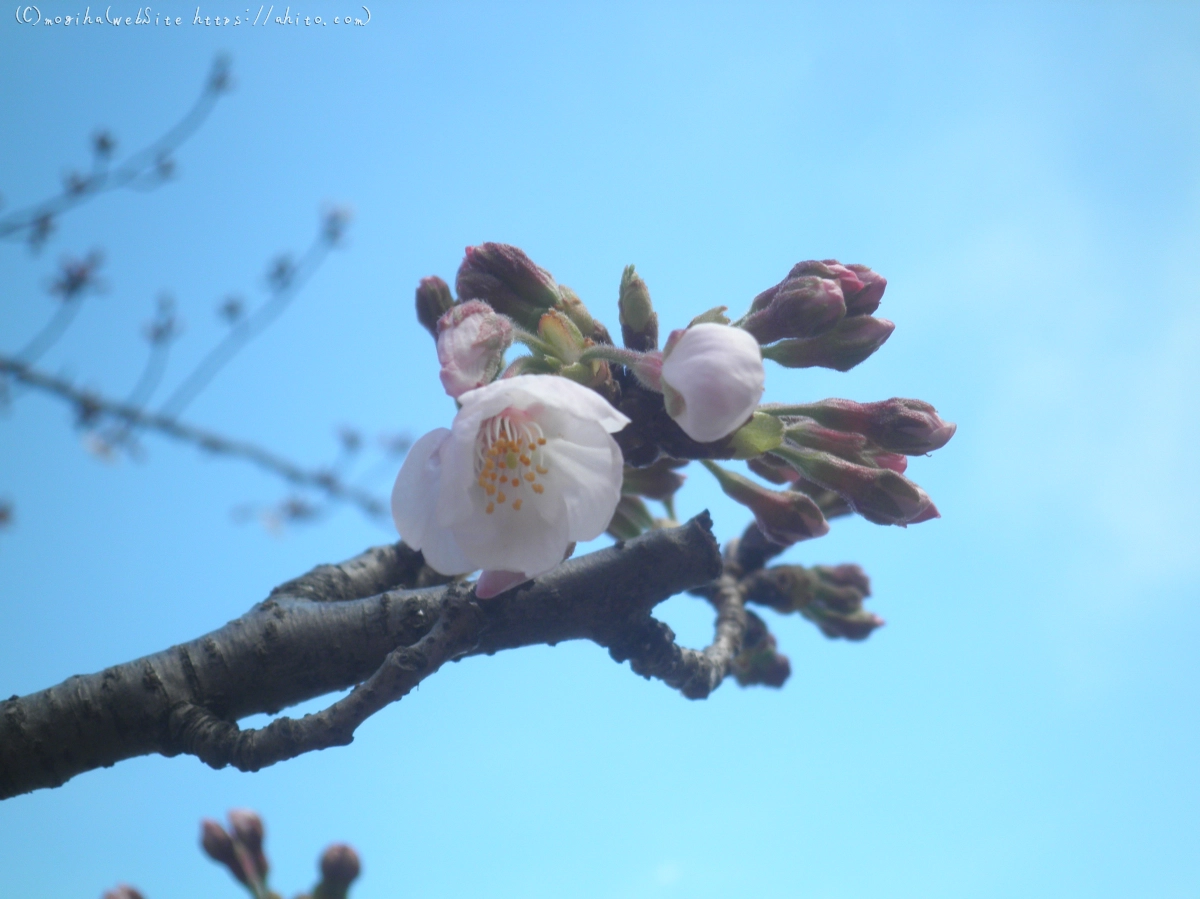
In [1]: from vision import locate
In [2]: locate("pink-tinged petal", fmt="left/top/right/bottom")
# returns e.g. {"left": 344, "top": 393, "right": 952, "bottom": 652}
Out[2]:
{"left": 474, "top": 569, "right": 531, "bottom": 599}
{"left": 660, "top": 323, "right": 765, "bottom": 443}
{"left": 435, "top": 300, "right": 513, "bottom": 398}
{"left": 391, "top": 428, "right": 473, "bottom": 575}
{"left": 392, "top": 374, "right": 628, "bottom": 581}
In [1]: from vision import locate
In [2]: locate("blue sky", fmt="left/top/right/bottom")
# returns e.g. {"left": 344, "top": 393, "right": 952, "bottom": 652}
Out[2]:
{"left": 1, "top": 2, "right": 1198, "bottom": 897}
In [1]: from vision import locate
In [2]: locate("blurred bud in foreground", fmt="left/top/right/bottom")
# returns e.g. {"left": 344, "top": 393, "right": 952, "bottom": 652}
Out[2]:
{"left": 102, "top": 886, "right": 145, "bottom": 899}
{"left": 621, "top": 457, "right": 687, "bottom": 502}
{"left": 415, "top": 275, "right": 455, "bottom": 338}
{"left": 313, "top": 843, "right": 362, "bottom": 899}
{"left": 776, "top": 397, "right": 956, "bottom": 455}
{"left": 731, "top": 610, "right": 791, "bottom": 688}
{"left": 436, "top": 300, "right": 514, "bottom": 398}
{"left": 772, "top": 444, "right": 935, "bottom": 527}
{"left": 743, "top": 563, "right": 883, "bottom": 640}
{"left": 456, "top": 243, "right": 560, "bottom": 331}
{"left": 701, "top": 460, "right": 828, "bottom": 547}
{"left": 227, "top": 808, "right": 268, "bottom": 883}
{"left": 618, "top": 265, "right": 658, "bottom": 351}
{"left": 761, "top": 315, "right": 894, "bottom": 372}
{"left": 201, "top": 819, "right": 247, "bottom": 886}
{"left": 741, "top": 272, "right": 846, "bottom": 344}
{"left": 606, "top": 494, "right": 657, "bottom": 540}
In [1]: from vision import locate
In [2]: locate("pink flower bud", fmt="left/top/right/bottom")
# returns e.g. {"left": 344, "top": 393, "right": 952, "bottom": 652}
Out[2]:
{"left": 227, "top": 808, "right": 269, "bottom": 883}
{"left": 701, "top": 461, "right": 828, "bottom": 547}
{"left": 780, "top": 397, "right": 956, "bottom": 454}
{"left": 455, "top": 243, "right": 560, "bottom": 332}
{"left": 743, "top": 563, "right": 882, "bottom": 641}
{"left": 660, "top": 323, "right": 765, "bottom": 443}
{"left": 319, "top": 843, "right": 362, "bottom": 895}
{"left": 201, "top": 819, "right": 250, "bottom": 886}
{"left": 840, "top": 263, "right": 887, "bottom": 316}
{"left": 102, "top": 886, "right": 146, "bottom": 899}
{"left": 760, "top": 316, "right": 894, "bottom": 372}
{"left": 436, "top": 300, "right": 514, "bottom": 398}
{"left": 772, "top": 445, "right": 934, "bottom": 526}
{"left": 741, "top": 274, "right": 846, "bottom": 344}
{"left": 415, "top": 275, "right": 455, "bottom": 338}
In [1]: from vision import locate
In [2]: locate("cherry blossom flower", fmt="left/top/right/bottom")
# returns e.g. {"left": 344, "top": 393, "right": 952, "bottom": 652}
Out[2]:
{"left": 392, "top": 374, "right": 629, "bottom": 597}
{"left": 435, "top": 300, "right": 514, "bottom": 398}
{"left": 660, "top": 323, "right": 765, "bottom": 443}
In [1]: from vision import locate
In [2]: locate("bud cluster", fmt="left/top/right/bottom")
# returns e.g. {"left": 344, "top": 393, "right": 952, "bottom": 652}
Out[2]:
{"left": 737, "top": 259, "right": 894, "bottom": 372}
{"left": 406, "top": 244, "right": 954, "bottom": 623}
{"left": 197, "top": 809, "right": 362, "bottom": 899}
{"left": 743, "top": 562, "right": 883, "bottom": 640}
{"left": 200, "top": 809, "right": 272, "bottom": 898}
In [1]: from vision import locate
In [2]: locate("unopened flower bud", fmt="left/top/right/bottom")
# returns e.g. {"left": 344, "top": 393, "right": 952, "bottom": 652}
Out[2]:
{"left": 839, "top": 262, "right": 887, "bottom": 316}
{"left": 620, "top": 458, "right": 686, "bottom": 501}
{"left": 743, "top": 563, "right": 882, "bottom": 641}
{"left": 606, "top": 494, "right": 656, "bottom": 540}
{"left": 555, "top": 285, "right": 610, "bottom": 344}
{"left": 777, "top": 397, "right": 956, "bottom": 455}
{"left": 701, "top": 460, "right": 828, "bottom": 546}
{"left": 760, "top": 316, "right": 894, "bottom": 372}
{"left": 772, "top": 444, "right": 933, "bottom": 526}
{"left": 782, "top": 260, "right": 887, "bottom": 317}
{"left": 436, "top": 300, "right": 514, "bottom": 398}
{"left": 102, "top": 886, "right": 145, "bottom": 899}
{"left": 618, "top": 265, "right": 658, "bottom": 351}
{"left": 201, "top": 819, "right": 248, "bottom": 886}
{"left": 746, "top": 454, "right": 800, "bottom": 485}
{"left": 314, "top": 843, "right": 361, "bottom": 899}
{"left": 227, "top": 808, "right": 268, "bottom": 883}
{"left": 455, "top": 243, "right": 560, "bottom": 332}
{"left": 731, "top": 610, "right": 791, "bottom": 688}
{"left": 415, "top": 276, "right": 455, "bottom": 338}
{"left": 537, "top": 308, "right": 587, "bottom": 364}
{"left": 660, "top": 323, "right": 765, "bottom": 443}
{"left": 741, "top": 275, "right": 846, "bottom": 344}
{"left": 783, "top": 417, "right": 871, "bottom": 462}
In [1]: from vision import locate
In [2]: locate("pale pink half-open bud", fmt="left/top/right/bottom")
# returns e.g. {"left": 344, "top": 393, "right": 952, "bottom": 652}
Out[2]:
{"left": 660, "top": 323, "right": 765, "bottom": 443}
{"left": 392, "top": 375, "right": 629, "bottom": 594}
{"left": 436, "top": 299, "right": 514, "bottom": 398}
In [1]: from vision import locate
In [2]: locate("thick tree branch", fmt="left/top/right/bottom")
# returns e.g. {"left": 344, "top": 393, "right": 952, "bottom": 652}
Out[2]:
{"left": 0, "top": 515, "right": 723, "bottom": 800}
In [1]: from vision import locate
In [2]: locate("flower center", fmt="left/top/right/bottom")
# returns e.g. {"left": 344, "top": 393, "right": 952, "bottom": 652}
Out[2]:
{"left": 474, "top": 411, "right": 550, "bottom": 515}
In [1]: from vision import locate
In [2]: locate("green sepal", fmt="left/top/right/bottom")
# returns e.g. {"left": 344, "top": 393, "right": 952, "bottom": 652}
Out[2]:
{"left": 688, "top": 305, "right": 731, "bottom": 327}
{"left": 726, "top": 412, "right": 784, "bottom": 459}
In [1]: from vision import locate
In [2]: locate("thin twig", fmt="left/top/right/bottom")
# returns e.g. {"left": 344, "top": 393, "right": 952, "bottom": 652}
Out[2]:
{"left": 0, "top": 56, "right": 231, "bottom": 246}
{"left": 0, "top": 356, "right": 389, "bottom": 521}
{"left": 13, "top": 299, "right": 85, "bottom": 365}
{"left": 157, "top": 231, "right": 336, "bottom": 419}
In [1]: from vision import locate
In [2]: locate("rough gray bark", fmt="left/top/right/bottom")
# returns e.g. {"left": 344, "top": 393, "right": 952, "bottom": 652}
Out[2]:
{"left": 0, "top": 514, "right": 729, "bottom": 801}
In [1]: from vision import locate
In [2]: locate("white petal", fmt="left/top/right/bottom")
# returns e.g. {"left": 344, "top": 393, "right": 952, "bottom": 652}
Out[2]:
{"left": 391, "top": 428, "right": 473, "bottom": 575}
{"left": 660, "top": 323, "right": 764, "bottom": 442}
{"left": 540, "top": 429, "right": 624, "bottom": 540}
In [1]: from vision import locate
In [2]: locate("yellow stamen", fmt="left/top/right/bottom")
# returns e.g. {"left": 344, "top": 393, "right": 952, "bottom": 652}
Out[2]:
{"left": 532, "top": 483, "right": 544, "bottom": 494}
{"left": 513, "top": 499, "right": 523, "bottom": 510}
{"left": 486, "top": 502, "right": 494, "bottom": 514}
{"left": 497, "top": 491, "right": 507, "bottom": 504}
